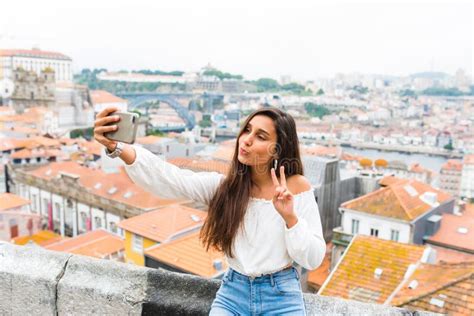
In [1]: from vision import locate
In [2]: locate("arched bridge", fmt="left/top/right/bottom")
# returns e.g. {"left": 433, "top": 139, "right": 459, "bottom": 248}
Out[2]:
{"left": 117, "top": 93, "right": 196, "bottom": 131}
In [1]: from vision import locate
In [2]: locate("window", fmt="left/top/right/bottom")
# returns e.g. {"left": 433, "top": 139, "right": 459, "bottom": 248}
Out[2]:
{"left": 54, "top": 202, "right": 61, "bottom": 220}
{"left": 94, "top": 216, "right": 102, "bottom": 229}
{"left": 390, "top": 229, "right": 400, "bottom": 241}
{"left": 370, "top": 228, "right": 379, "bottom": 237}
{"left": 31, "top": 194, "right": 37, "bottom": 213}
{"left": 132, "top": 234, "right": 143, "bottom": 253}
{"left": 80, "top": 212, "right": 88, "bottom": 230}
{"left": 109, "top": 222, "right": 118, "bottom": 234}
{"left": 351, "top": 219, "right": 359, "bottom": 235}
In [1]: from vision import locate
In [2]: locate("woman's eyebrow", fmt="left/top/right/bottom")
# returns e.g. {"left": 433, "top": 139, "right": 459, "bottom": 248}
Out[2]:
{"left": 247, "top": 123, "right": 270, "bottom": 136}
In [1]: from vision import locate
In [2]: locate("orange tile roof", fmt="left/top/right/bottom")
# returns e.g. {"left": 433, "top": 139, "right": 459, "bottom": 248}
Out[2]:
{"left": 319, "top": 235, "right": 425, "bottom": 304}
{"left": 78, "top": 140, "right": 102, "bottom": 156}
{"left": 12, "top": 230, "right": 63, "bottom": 246}
{"left": 79, "top": 169, "right": 183, "bottom": 210}
{"left": 27, "top": 161, "right": 184, "bottom": 209}
{"left": 0, "top": 125, "right": 40, "bottom": 135}
{"left": 392, "top": 261, "right": 474, "bottom": 315}
{"left": 44, "top": 229, "right": 124, "bottom": 259}
{"left": 90, "top": 90, "right": 127, "bottom": 104}
{"left": 342, "top": 178, "right": 453, "bottom": 221}
{"left": 27, "top": 161, "right": 96, "bottom": 180}
{"left": 0, "top": 138, "right": 30, "bottom": 152}
{"left": 0, "top": 193, "right": 30, "bottom": 211}
{"left": 0, "top": 48, "right": 71, "bottom": 60}
{"left": 10, "top": 148, "right": 67, "bottom": 159}
{"left": 430, "top": 245, "right": 474, "bottom": 264}
{"left": 426, "top": 206, "right": 474, "bottom": 253}
{"left": 118, "top": 205, "right": 207, "bottom": 243}
{"left": 409, "top": 163, "right": 432, "bottom": 175}
{"left": 464, "top": 154, "right": 474, "bottom": 165}
{"left": 441, "top": 160, "right": 463, "bottom": 172}
{"left": 145, "top": 230, "right": 227, "bottom": 278}
{"left": 307, "top": 242, "right": 332, "bottom": 291}
{"left": 167, "top": 157, "right": 230, "bottom": 175}
{"left": 379, "top": 175, "right": 402, "bottom": 187}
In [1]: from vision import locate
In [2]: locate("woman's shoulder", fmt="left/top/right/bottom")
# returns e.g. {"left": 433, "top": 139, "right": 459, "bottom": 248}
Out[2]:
{"left": 287, "top": 174, "right": 312, "bottom": 195}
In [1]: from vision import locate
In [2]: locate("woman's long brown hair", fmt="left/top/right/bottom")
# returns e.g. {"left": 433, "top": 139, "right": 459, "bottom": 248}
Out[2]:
{"left": 199, "top": 107, "right": 304, "bottom": 258}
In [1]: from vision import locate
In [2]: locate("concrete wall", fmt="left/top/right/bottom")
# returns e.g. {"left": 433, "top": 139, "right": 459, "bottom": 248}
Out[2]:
{"left": 0, "top": 242, "right": 437, "bottom": 315}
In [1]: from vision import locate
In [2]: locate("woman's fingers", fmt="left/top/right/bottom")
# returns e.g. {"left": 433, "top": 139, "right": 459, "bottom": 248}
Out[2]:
{"left": 97, "top": 107, "right": 118, "bottom": 119}
{"left": 95, "top": 125, "right": 118, "bottom": 134}
{"left": 271, "top": 167, "right": 280, "bottom": 187}
{"left": 279, "top": 166, "right": 286, "bottom": 187}
{"left": 94, "top": 115, "right": 120, "bottom": 128}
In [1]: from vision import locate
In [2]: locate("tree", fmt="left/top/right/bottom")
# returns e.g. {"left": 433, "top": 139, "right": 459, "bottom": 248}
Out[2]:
{"left": 444, "top": 142, "right": 454, "bottom": 151}
{"left": 254, "top": 78, "right": 280, "bottom": 91}
{"left": 374, "top": 159, "right": 388, "bottom": 168}
{"left": 316, "top": 88, "right": 324, "bottom": 96}
{"left": 304, "top": 102, "right": 331, "bottom": 118}
{"left": 359, "top": 158, "right": 373, "bottom": 168}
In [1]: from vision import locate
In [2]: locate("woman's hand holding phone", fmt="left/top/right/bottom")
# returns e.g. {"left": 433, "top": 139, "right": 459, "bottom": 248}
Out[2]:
{"left": 94, "top": 107, "right": 120, "bottom": 151}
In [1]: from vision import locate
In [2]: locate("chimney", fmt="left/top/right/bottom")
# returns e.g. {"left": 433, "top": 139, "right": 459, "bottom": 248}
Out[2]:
{"left": 374, "top": 268, "right": 383, "bottom": 279}
{"left": 425, "top": 214, "right": 442, "bottom": 237}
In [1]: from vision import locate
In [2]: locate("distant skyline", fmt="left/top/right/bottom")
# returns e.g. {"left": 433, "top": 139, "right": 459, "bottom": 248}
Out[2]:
{"left": 1, "top": 0, "right": 473, "bottom": 81}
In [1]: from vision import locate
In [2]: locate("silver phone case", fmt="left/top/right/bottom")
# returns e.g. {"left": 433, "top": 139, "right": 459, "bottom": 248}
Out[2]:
{"left": 104, "top": 112, "right": 139, "bottom": 144}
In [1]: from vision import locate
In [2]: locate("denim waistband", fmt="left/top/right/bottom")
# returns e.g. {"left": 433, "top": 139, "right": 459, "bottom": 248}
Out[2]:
{"left": 226, "top": 266, "right": 299, "bottom": 285}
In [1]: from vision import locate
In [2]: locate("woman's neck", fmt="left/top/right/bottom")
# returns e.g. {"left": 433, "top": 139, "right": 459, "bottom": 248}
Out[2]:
{"left": 250, "top": 166, "right": 273, "bottom": 191}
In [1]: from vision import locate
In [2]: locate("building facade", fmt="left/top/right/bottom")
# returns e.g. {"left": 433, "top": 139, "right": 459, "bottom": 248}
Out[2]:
{"left": 0, "top": 48, "right": 73, "bottom": 82}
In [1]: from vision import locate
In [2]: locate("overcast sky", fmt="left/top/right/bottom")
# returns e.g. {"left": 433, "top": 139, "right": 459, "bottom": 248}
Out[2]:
{"left": 1, "top": 0, "right": 472, "bottom": 81}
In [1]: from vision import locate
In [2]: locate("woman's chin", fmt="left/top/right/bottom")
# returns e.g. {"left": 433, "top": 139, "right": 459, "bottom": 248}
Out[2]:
{"left": 237, "top": 155, "right": 250, "bottom": 166}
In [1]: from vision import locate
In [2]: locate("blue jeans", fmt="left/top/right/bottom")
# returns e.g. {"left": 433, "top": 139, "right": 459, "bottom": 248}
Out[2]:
{"left": 209, "top": 266, "right": 306, "bottom": 315}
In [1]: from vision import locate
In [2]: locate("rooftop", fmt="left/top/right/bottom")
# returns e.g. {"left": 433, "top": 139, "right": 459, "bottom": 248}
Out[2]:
{"left": 426, "top": 204, "right": 474, "bottom": 253}
{"left": 44, "top": 229, "right": 124, "bottom": 259}
{"left": 90, "top": 90, "right": 128, "bottom": 105}
{"left": 342, "top": 177, "right": 452, "bottom": 221}
{"left": 319, "top": 235, "right": 426, "bottom": 304}
{"left": 145, "top": 230, "right": 227, "bottom": 278}
{"left": 0, "top": 193, "right": 30, "bottom": 211}
{"left": 118, "top": 205, "right": 207, "bottom": 243}
{"left": 0, "top": 48, "right": 72, "bottom": 60}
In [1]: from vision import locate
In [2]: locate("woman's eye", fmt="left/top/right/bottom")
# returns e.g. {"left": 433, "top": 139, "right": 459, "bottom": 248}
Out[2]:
{"left": 258, "top": 135, "right": 265, "bottom": 140}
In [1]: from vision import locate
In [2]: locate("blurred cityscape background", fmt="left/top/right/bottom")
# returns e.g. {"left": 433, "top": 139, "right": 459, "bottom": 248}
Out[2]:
{"left": 0, "top": 1, "right": 473, "bottom": 315}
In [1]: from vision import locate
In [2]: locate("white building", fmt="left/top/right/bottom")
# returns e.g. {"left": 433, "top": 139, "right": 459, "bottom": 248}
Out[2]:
{"left": 0, "top": 48, "right": 73, "bottom": 82}
{"left": 335, "top": 177, "right": 454, "bottom": 247}
{"left": 90, "top": 90, "right": 128, "bottom": 113}
{"left": 460, "top": 155, "right": 474, "bottom": 200}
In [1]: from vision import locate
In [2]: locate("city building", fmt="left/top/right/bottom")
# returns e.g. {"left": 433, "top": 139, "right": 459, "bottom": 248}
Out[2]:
{"left": 332, "top": 176, "right": 454, "bottom": 266}
{"left": 117, "top": 205, "right": 207, "bottom": 266}
{"left": 0, "top": 48, "right": 73, "bottom": 82}
{"left": 319, "top": 235, "right": 433, "bottom": 305}
{"left": 439, "top": 160, "right": 463, "bottom": 198}
{"left": 90, "top": 90, "right": 128, "bottom": 113}
{"left": 7, "top": 160, "right": 187, "bottom": 237}
{"left": 425, "top": 203, "right": 474, "bottom": 256}
{"left": 391, "top": 261, "right": 474, "bottom": 315}
{"left": 460, "top": 155, "right": 474, "bottom": 200}
{"left": 145, "top": 230, "right": 227, "bottom": 279}
{"left": 12, "top": 230, "right": 63, "bottom": 246}
{"left": 9, "top": 67, "right": 55, "bottom": 110}
{"left": 44, "top": 229, "right": 125, "bottom": 261}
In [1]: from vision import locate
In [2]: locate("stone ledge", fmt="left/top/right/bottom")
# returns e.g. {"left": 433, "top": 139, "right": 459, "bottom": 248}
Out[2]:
{"left": 0, "top": 242, "right": 438, "bottom": 315}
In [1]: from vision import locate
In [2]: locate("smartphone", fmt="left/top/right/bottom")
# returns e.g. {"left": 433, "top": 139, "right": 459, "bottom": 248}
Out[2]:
{"left": 104, "top": 111, "right": 139, "bottom": 144}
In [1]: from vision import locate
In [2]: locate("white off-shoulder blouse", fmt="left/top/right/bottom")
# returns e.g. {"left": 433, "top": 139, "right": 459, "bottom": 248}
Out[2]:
{"left": 124, "top": 145, "right": 326, "bottom": 277}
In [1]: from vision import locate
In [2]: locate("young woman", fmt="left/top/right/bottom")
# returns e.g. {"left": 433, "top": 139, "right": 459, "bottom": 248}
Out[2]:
{"left": 94, "top": 107, "right": 326, "bottom": 315}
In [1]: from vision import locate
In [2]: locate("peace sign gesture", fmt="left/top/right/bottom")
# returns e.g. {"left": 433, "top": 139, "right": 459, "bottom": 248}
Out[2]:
{"left": 271, "top": 166, "right": 296, "bottom": 224}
